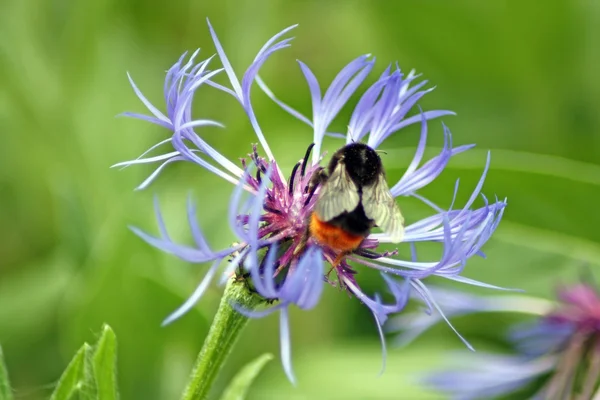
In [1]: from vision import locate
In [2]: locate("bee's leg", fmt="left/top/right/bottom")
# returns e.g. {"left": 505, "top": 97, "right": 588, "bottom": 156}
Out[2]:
{"left": 326, "top": 266, "right": 336, "bottom": 279}
{"left": 293, "top": 224, "right": 311, "bottom": 256}
{"left": 304, "top": 167, "right": 327, "bottom": 206}
{"left": 354, "top": 247, "right": 399, "bottom": 259}
{"left": 332, "top": 251, "right": 351, "bottom": 268}
{"left": 330, "top": 246, "right": 397, "bottom": 270}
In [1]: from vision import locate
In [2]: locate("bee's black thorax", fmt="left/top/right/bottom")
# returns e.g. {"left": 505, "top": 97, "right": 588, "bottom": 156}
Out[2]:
{"left": 323, "top": 143, "right": 383, "bottom": 237}
{"left": 328, "top": 142, "right": 383, "bottom": 188}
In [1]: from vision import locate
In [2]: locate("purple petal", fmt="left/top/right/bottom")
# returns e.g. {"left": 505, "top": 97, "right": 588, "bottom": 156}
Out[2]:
{"left": 254, "top": 25, "right": 298, "bottom": 61}
{"left": 261, "top": 246, "right": 324, "bottom": 309}
{"left": 113, "top": 137, "right": 173, "bottom": 168}
{"left": 134, "top": 156, "right": 186, "bottom": 190}
{"left": 153, "top": 195, "right": 170, "bottom": 240}
{"left": 456, "top": 151, "right": 491, "bottom": 219}
{"left": 219, "top": 247, "right": 250, "bottom": 285}
{"left": 119, "top": 112, "right": 173, "bottom": 129}
{"left": 509, "top": 321, "right": 574, "bottom": 356}
{"left": 388, "top": 286, "right": 543, "bottom": 347}
{"left": 126, "top": 72, "right": 169, "bottom": 123}
{"left": 248, "top": 167, "right": 271, "bottom": 238}
{"left": 178, "top": 118, "right": 224, "bottom": 131}
{"left": 239, "top": 35, "right": 294, "bottom": 163}
{"left": 228, "top": 168, "right": 256, "bottom": 241}
{"left": 171, "top": 58, "right": 218, "bottom": 129}
{"left": 130, "top": 225, "right": 228, "bottom": 264}
{"left": 162, "top": 259, "right": 222, "bottom": 325}
{"left": 205, "top": 79, "right": 237, "bottom": 97}
{"left": 170, "top": 132, "right": 241, "bottom": 186}
{"left": 445, "top": 274, "right": 520, "bottom": 291}
{"left": 391, "top": 110, "right": 455, "bottom": 133}
{"left": 177, "top": 128, "right": 243, "bottom": 178}
{"left": 412, "top": 279, "right": 474, "bottom": 350}
{"left": 111, "top": 151, "right": 181, "bottom": 168}
{"left": 186, "top": 195, "right": 211, "bottom": 253}
{"left": 402, "top": 110, "right": 428, "bottom": 178}
{"left": 304, "top": 55, "right": 374, "bottom": 162}
{"left": 371, "top": 309, "right": 387, "bottom": 376}
{"left": 321, "top": 55, "right": 374, "bottom": 126}
{"left": 297, "top": 61, "right": 322, "bottom": 124}
{"left": 255, "top": 75, "right": 313, "bottom": 126}
{"left": 294, "top": 247, "right": 324, "bottom": 309}
{"left": 206, "top": 19, "right": 243, "bottom": 99}
{"left": 250, "top": 242, "right": 278, "bottom": 300}
{"left": 280, "top": 308, "right": 296, "bottom": 385}
{"left": 391, "top": 125, "right": 476, "bottom": 197}
{"left": 391, "top": 124, "right": 453, "bottom": 196}
{"left": 164, "top": 51, "right": 189, "bottom": 104}
{"left": 262, "top": 244, "right": 279, "bottom": 298}
{"left": 347, "top": 75, "right": 389, "bottom": 142}
{"left": 424, "top": 354, "right": 555, "bottom": 400}
{"left": 341, "top": 273, "right": 410, "bottom": 325}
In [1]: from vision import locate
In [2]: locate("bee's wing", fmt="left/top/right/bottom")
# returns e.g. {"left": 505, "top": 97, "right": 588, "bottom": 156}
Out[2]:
{"left": 362, "top": 174, "right": 405, "bottom": 243}
{"left": 314, "top": 162, "right": 360, "bottom": 221}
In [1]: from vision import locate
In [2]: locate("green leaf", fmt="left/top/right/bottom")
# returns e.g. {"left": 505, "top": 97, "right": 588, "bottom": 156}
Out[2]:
{"left": 64, "top": 385, "right": 91, "bottom": 400}
{"left": 0, "top": 345, "right": 13, "bottom": 400}
{"left": 92, "top": 325, "right": 119, "bottom": 400}
{"left": 219, "top": 353, "right": 273, "bottom": 400}
{"left": 50, "top": 343, "right": 97, "bottom": 400}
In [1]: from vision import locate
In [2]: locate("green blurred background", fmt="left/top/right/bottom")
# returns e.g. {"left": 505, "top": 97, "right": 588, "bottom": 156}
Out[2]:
{"left": 2, "top": 0, "right": 600, "bottom": 398}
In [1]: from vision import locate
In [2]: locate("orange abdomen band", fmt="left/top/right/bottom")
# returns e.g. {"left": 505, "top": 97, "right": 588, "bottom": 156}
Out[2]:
{"left": 309, "top": 213, "right": 365, "bottom": 252}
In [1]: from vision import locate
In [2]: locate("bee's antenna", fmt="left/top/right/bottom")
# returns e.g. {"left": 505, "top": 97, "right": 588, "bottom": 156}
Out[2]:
{"left": 375, "top": 149, "right": 387, "bottom": 155}
{"left": 347, "top": 126, "right": 356, "bottom": 143}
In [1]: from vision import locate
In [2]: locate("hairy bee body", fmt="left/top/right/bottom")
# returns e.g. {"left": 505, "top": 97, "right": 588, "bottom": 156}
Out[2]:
{"left": 309, "top": 142, "right": 404, "bottom": 254}
{"left": 309, "top": 212, "right": 366, "bottom": 253}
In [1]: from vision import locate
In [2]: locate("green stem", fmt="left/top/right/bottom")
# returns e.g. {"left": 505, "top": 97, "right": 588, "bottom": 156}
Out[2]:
{"left": 180, "top": 278, "right": 263, "bottom": 400}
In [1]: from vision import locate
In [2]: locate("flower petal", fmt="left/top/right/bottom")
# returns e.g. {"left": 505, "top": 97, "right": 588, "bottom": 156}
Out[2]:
{"left": 126, "top": 72, "right": 170, "bottom": 123}
{"left": 424, "top": 354, "right": 556, "bottom": 400}
{"left": 280, "top": 308, "right": 296, "bottom": 385}
{"left": 162, "top": 259, "right": 223, "bottom": 326}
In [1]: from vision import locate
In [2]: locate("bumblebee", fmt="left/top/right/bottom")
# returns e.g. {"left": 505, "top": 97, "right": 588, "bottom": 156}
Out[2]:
{"left": 308, "top": 142, "right": 404, "bottom": 258}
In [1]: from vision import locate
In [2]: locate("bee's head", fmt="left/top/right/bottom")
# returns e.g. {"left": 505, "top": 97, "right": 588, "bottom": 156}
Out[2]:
{"left": 328, "top": 143, "right": 383, "bottom": 187}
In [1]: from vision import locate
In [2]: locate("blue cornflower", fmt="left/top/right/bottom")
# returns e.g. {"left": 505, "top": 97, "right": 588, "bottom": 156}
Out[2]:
{"left": 388, "top": 285, "right": 553, "bottom": 348}
{"left": 116, "top": 20, "right": 506, "bottom": 383}
{"left": 403, "top": 284, "right": 600, "bottom": 399}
